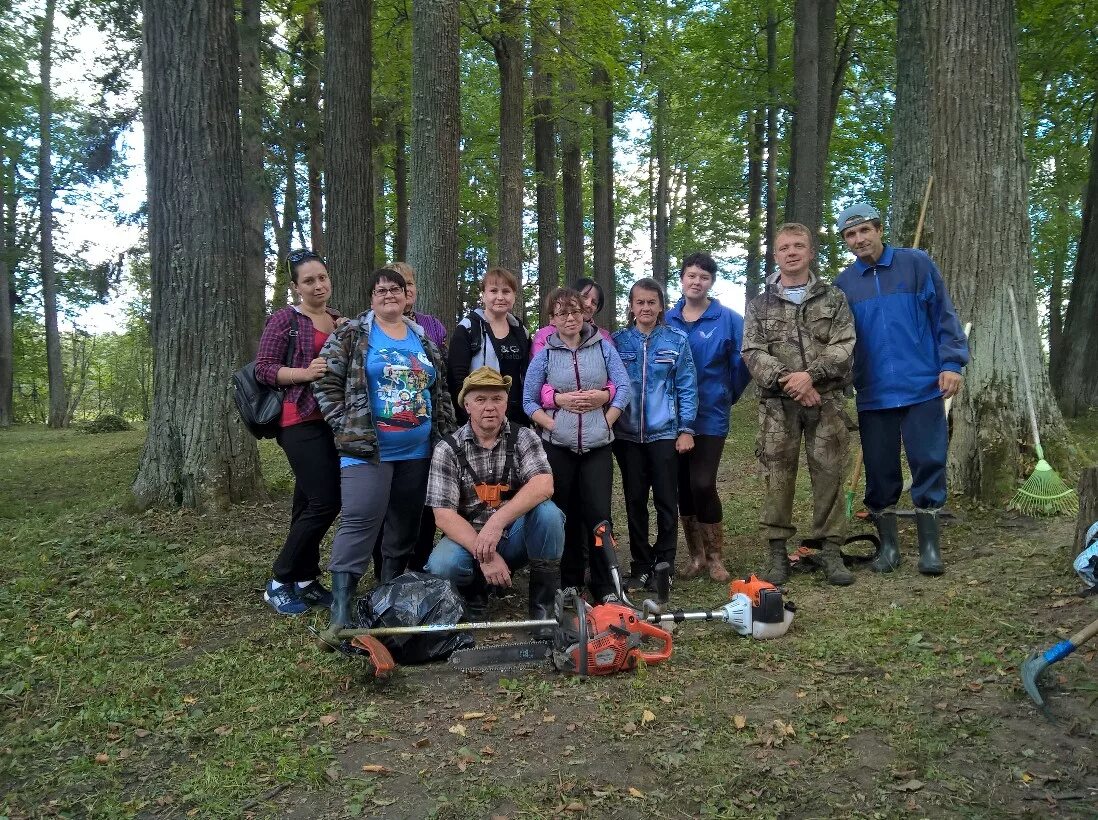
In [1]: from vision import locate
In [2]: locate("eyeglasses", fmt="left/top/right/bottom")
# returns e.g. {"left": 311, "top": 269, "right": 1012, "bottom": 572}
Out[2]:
{"left": 374, "top": 285, "right": 405, "bottom": 297}
{"left": 552, "top": 309, "right": 583, "bottom": 320}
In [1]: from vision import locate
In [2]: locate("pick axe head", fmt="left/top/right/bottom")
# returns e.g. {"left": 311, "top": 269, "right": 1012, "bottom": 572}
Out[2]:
{"left": 1020, "top": 651, "right": 1049, "bottom": 710}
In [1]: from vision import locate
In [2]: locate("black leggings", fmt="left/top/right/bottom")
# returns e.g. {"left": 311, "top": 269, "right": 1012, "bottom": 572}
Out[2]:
{"left": 544, "top": 442, "right": 614, "bottom": 598}
{"left": 274, "top": 420, "right": 341, "bottom": 582}
{"left": 677, "top": 434, "right": 726, "bottom": 524}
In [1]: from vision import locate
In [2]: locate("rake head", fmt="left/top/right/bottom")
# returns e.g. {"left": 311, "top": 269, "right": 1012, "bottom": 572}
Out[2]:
{"left": 1008, "top": 459, "right": 1079, "bottom": 517}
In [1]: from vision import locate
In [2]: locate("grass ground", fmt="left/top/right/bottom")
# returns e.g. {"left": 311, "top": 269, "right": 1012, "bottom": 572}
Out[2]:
{"left": 1, "top": 405, "right": 1096, "bottom": 819}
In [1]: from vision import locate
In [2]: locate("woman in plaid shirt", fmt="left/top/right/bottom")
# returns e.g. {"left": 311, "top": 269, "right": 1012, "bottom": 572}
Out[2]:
{"left": 254, "top": 249, "right": 345, "bottom": 616}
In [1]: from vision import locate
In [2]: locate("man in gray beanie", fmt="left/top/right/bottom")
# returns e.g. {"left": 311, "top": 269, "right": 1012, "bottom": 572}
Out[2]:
{"left": 834, "top": 204, "right": 969, "bottom": 575}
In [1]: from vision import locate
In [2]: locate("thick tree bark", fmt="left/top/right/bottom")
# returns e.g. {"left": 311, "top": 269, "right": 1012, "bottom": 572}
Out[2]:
{"left": 1048, "top": 256, "right": 1063, "bottom": 363}
{"left": 652, "top": 87, "right": 670, "bottom": 288}
{"left": 239, "top": 0, "right": 265, "bottom": 357}
{"left": 1050, "top": 98, "right": 1098, "bottom": 416}
{"left": 745, "top": 110, "right": 764, "bottom": 302}
{"left": 891, "top": 0, "right": 933, "bottom": 250}
{"left": 39, "top": 0, "right": 66, "bottom": 428}
{"left": 764, "top": 2, "right": 777, "bottom": 278}
{"left": 410, "top": 0, "right": 460, "bottom": 326}
{"left": 559, "top": 7, "right": 584, "bottom": 284}
{"left": 1075, "top": 467, "right": 1098, "bottom": 551}
{"left": 591, "top": 63, "right": 615, "bottom": 328}
{"left": 927, "top": 0, "right": 1070, "bottom": 501}
{"left": 532, "top": 21, "right": 560, "bottom": 322}
{"left": 394, "top": 117, "right": 408, "bottom": 261}
{"left": 493, "top": 0, "right": 524, "bottom": 274}
{"left": 0, "top": 148, "right": 11, "bottom": 427}
{"left": 324, "top": 0, "right": 373, "bottom": 316}
{"left": 785, "top": 0, "right": 827, "bottom": 238}
{"left": 302, "top": 3, "right": 325, "bottom": 256}
{"left": 134, "top": 0, "right": 263, "bottom": 509}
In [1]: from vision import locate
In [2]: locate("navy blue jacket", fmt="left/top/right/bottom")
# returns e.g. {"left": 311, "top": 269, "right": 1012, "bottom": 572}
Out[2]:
{"left": 666, "top": 297, "right": 751, "bottom": 436}
{"left": 835, "top": 245, "right": 969, "bottom": 412}
{"left": 612, "top": 323, "right": 698, "bottom": 443}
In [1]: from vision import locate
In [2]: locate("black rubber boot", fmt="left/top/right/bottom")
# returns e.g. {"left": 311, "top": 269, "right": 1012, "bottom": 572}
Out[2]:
{"left": 379, "top": 556, "right": 408, "bottom": 584}
{"left": 319, "top": 571, "right": 360, "bottom": 651}
{"left": 915, "top": 508, "right": 944, "bottom": 575}
{"left": 759, "top": 538, "right": 790, "bottom": 585}
{"left": 460, "top": 573, "right": 490, "bottom": 622}
{"left": 870, "top": 511, "right": 901, "bottom": 573}
{"left": 528, "top": 558, "right": 560, "bottom": 641}
{"left": 820, "top": 539, "right": 854, "bottom": 586}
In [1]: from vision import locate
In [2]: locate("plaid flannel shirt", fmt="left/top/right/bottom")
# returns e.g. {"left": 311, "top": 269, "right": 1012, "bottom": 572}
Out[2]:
{"left": 255, "top": 305, "right": 342, "bottom": 418}
{"left": 426, "top": 421, "right": 552, "bottom": 531}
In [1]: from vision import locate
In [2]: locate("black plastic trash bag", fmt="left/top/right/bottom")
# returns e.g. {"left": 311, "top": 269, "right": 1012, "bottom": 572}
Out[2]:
{"left": 348, "top": 572, "right": 473, "bottom": 664}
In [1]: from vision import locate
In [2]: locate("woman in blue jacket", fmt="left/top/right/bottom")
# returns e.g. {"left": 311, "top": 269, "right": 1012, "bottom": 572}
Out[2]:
{"left": 612, "top": 279, "right": 698, "bottom": 592}
{"left": 666, "top": 252, "right": 751, "bottom": 582}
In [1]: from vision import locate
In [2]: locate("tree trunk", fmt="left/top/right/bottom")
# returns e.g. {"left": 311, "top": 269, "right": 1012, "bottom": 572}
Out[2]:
{"left": 394, "top": 117, "right": 408, "bottom": 261}
{"left": 652, "top": 87, "right": 670, "bottom": 289}
{"left": 239, "top": 0, "right": 266, "bottom": 357}
{"left": 134, "top": 0, "right": 263, "bottom": 509}
{"left": 891, "top": 0, "right": 933, "bottom": 250}
{"left": 1048, "top": 257, "right": 1063, "bottom": 363}
{"left": 1075, "top": 467, "right": 1098, "bottom": 552}
{"left": 0, "top": 148, "right": 11, "bottom": 427}
{"left": 1050, "top": 97, "right": 1098, "bottom": 416}
{"left": 494, "top": 0, "right": 524, "bottom": 275}
{"left": 927, "top": 0, "right": 1071, "bottom": 501}
{"left": 410, "top": 0, "right": 460, "bottom": 326}
{"left": 324, "top": 0, "right": 373, "bottom": 316}
{"left": 532, "top": 21, "right": 560, "bottom": 323}
{"left": 39, "top": 0, "right": 66, "bottom": 428}
{"left": 559, "top": 7, "right": 584, "bottom": 284}
{"left": 785, "top": 0, "right": 837, "bottom": 241}
{"left": 591, "top": 62, "right": 615, "bottom": 328}
{"left": 302, "top": 3, "right": 325, "bottom": 256}
{"left": 745, "top": 110, "right": 764, "bottom": 302}
{"left": 764, "top": 1, "right": 778, "bottom": 278}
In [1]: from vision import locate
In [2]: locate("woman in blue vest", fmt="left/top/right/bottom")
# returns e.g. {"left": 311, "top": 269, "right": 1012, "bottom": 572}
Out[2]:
{"left": 666, "top": 252, "right": 751, "bottom": 582}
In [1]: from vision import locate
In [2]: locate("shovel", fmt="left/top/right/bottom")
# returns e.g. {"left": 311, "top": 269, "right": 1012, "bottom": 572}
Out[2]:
{"left": 1020, "top": 615, "right": 1098, "bottom": 711}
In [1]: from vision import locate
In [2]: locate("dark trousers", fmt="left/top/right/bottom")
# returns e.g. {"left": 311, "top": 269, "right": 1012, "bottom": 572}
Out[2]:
{"left": 372, "top": 506, "right": 437, "bottom": 579}
{"left": 544, "top": 442, "right": 614, "bottom": 598}
{"left": 613, "top": 438, "right": 679, "bottom": 574}
{"left": 274, "top": 420, "right": 341, "bottom": 582}
{"left": 858, "top": 397, "right": 948, "bottom": 512}
{"left": 677, "top": 434, "right": 726, "bottom": 524}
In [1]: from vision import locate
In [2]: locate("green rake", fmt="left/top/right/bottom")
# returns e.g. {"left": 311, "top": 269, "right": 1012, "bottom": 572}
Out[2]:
{"left": 1006, "top": 287, "right": 1078, "bottom": 516}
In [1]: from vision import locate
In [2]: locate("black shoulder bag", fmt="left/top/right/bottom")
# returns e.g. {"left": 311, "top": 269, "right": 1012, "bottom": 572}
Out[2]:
{"left": 233, "top": 311, "right": 299, "bottom": 439}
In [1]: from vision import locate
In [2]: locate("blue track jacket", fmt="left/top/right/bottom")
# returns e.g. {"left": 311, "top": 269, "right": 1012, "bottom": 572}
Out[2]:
{"left": 611, "top": 324, "right": 698, "bottom": 443}
{"left": 666, "top": 297, "right": 751, "bottom": 436}
{"left": 835, "top": 245, "right": 969, "bottom": 412}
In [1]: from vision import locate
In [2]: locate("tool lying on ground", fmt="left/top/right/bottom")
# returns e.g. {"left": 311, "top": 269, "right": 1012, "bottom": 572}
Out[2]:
{"left": 788, "top": 533, "right": 882, "bottom": 571}
{"left": 1020, "top": 616, "right": 1098, "bottom": 711}
{"left": 329, "top": 522, "right": 794, "bottom": 677}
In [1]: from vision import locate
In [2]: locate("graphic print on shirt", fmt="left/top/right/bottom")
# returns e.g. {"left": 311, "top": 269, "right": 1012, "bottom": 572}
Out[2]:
{"left": 374, "top": 347, "right": 432, "bottom": 433}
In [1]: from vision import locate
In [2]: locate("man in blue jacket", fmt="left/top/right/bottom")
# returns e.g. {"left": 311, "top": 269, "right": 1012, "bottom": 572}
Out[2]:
{"left": 834, "top": 203, "right": 969, "bottom": 575}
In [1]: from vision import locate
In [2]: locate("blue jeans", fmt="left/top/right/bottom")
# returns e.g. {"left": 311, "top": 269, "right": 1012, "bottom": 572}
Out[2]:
{"left": 858, "top": 397, "right": 948, "bottom": 511}
{"left": 425, "top": 500, "right": 566, "bottom": 587}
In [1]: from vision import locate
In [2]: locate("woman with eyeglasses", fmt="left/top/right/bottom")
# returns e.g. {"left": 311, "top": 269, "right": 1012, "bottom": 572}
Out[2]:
{"left": 530, "top": 277, "right": 612, "bottom": 356}
{"left": 523, "top": 287, "right": 630, "bottom": 601}
{"left": 314, "top": 268, "right": 456, "bottom": 641}
{"left": 384, "top": 261, "right": 448, "bottom": 352}
{"left": 448, "top": 267, "right": 531, "bottom": 426}
{"left": 666, "top": 251, "right": 751, "bottom": 582}
{"left": 254, "top": 249, "right": 344, "bottom": 615}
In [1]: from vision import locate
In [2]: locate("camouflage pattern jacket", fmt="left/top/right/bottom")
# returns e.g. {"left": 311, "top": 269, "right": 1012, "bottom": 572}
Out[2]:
{"left": 314, "top": 311, "right": 457, "bottom": 462}
{"left": 742, "top": 273, "right": 855, "bottom": 398}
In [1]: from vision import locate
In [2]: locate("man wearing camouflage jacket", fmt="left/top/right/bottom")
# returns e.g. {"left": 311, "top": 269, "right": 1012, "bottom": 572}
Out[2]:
{"left": 742, "top": 222, "right": 856, "bottom": 586}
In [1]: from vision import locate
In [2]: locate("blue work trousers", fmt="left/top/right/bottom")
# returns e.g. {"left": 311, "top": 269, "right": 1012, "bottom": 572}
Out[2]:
{"left": 858, "top": 396, "right": 948, "bottom": 511}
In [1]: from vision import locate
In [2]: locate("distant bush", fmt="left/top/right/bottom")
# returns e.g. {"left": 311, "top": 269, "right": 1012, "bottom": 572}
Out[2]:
{"left": 81, "top": 414, "right": 133, "bottom": 434}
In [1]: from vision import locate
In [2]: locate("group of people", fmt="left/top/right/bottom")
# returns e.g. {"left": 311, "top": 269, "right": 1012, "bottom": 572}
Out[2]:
{"left": 253, "top": 200, "right": 969, "bottom": 639}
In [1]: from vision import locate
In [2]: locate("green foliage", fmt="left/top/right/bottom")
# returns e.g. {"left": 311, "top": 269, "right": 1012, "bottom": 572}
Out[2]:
{"left": 79, "top": 412, "right": 131, "bottom": 433}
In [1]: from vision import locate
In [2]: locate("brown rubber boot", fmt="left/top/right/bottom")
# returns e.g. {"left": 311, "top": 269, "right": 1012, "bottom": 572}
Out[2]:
{"left": 701, "top": 522, "right": 731, "bottom": 583}
{"left": 819, "top": 540, "right": 854, "bottom": 586}
{"left": 759, "top": 538, "right": 789, "bottom": 585}
{"left": 680, "top": 515, "right": 706, "bottom": 578}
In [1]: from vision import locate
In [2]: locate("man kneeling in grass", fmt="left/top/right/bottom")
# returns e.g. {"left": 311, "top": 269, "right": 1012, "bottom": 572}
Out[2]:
{"left": 424, "top": 367, "right": 564, "bottom": 632}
